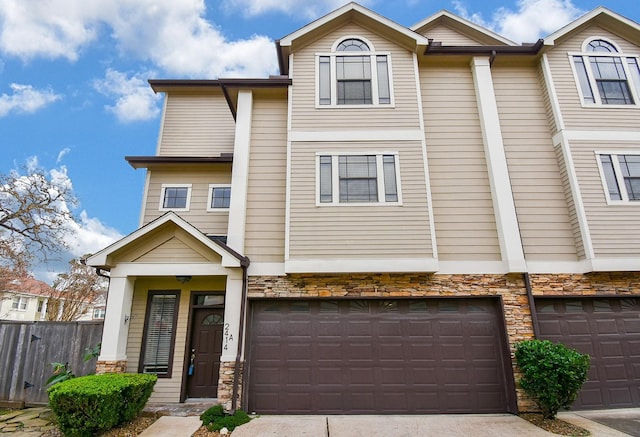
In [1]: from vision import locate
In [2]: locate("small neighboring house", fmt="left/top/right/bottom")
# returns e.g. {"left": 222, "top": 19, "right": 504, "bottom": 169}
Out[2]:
{"left": 87, "top": 3, "right": 640, "bottom": 414}
{"left": 1, "top": 276, "right": 52, "bottom": 321}
{"left": 0, "top": 276, "right": 106, "bottom": 322}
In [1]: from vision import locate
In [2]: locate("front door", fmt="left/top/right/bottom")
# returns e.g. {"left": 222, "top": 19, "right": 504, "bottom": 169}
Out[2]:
{"left": 187, "top": 308, "right": 224, "bottom": 398}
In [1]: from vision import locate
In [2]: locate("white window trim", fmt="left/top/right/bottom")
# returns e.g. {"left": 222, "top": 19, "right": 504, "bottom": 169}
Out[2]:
{"left": 159, "top": 184, "right": 192, "bottom": 212}
{"left": 315, "top": 36, "right": 395, "bottom": 108}
{"left": 569, "top": 37, "right": 640, "bottom": 108}
{"left": 315, "top": 151, "right": 402, "bottom": 206}
{"left": 11, "top": 296, "right": 27, "bottom": 311}
{"left": 595, "top": 150, "right": 640, "bottom": 205}
{"left": 207, "top": 184, "right": 231, "bottom": 212}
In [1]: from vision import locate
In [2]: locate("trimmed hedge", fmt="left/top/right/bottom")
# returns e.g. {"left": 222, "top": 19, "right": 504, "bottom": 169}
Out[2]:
{"left": 515, "top": 339, "right": 590, "bottom": 419}
{"left": 48, "top": 373, "right": 157, "bottom": 437}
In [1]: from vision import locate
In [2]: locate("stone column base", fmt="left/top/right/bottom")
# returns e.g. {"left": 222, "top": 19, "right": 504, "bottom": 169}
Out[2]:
{"left": 218, "top": 361, "right": 244, "bottom": 411}
{"left": 96, "top": 360, "right": 127, "bottom": 374}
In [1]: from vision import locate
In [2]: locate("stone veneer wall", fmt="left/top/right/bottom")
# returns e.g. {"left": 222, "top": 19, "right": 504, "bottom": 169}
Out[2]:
{"left": 95, "top": 360, "right": 127, "bottom": 374}
{"left": 218, "top": 361, "right": 243, "bottom": 411}
{"left": 530, "top": 272, "right": 640, "bottom": 296}
{"left": 248, "top": 273, "right": 537, "bottom": 411}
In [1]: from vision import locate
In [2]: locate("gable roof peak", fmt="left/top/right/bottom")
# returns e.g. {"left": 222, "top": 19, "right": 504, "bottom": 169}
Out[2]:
{"left": 411, "top": 9, "right": 516, "bottom": 46}
{"left": 544, "top": 6, "right": 640, "bottom": 46}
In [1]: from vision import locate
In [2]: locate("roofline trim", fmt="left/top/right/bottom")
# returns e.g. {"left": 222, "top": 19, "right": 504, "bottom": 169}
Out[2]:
{"left": 125, "top": 155, "right": 234, "bottom": 169}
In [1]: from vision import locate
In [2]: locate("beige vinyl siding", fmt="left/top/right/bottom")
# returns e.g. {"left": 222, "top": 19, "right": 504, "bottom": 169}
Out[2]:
{"left": 554, "top": 145, "right": 586, "bottom": 259}
{"left": 417, "top": 24, "right": 485, "bottom": 46}
{"left": 126, "top": 277, "right": 226, "bottom": 403}
{"left": 421, "top": 62, "right": 501, "bottom": 261}
{"left": 245, "top": 93, "right": 287, "bottom": 262}
{"left": 290, "top": 22, "right": 421, "bottom": 131}
{"left": 142, "top": 166, "right": 231, "bottom": 235}
{"left": 492, "top": 64, "right": 578, "bottom": 261}
{"left": 538, "top": 61, "right": 559, "bottom": 136}
{"left": 288, "top": 141, "right": 432, "bottom": 259}
{"left": 571, "top": 141, "right": 640, "bottom": 257}
{"left": 158, "top": 91, "right": 235, "bottom": 156}
{"left": 547, "top": 26, "right": 640, "bottom": 130}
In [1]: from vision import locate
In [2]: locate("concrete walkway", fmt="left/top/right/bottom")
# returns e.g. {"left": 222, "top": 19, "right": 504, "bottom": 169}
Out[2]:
{"left": 2, "top": 405, "right": 637, "bottom": 436}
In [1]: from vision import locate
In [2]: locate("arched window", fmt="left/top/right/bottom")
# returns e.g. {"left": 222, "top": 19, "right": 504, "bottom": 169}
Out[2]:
{"left": 317, "top": 37, "right": 392, "bottom": 106}
{"left": 572, "top": 37, "right": 640, "bottom": 105}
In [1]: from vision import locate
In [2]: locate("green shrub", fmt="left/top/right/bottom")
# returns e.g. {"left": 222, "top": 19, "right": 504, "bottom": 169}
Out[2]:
{"left": 47, "top": 373, "right": 157, "bottom": 437}
{"left": 200, "top": 404, "right": 225, "bottom": 425}
{"left": 515, "top": 339, "right": 590, "bottom": 419}
{"left": 201, "top": 405, "right": 251, "bottom": 432}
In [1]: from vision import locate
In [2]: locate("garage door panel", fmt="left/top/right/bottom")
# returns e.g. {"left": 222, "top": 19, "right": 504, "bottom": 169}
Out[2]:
{"left": 567, "top": 319, "right": 590, "bottom": 335}
{"left": 249, "top": 298, "right": 513, "bottom": 414}
{"left": 537, "top": 297, "right": 640, "bottom": 409}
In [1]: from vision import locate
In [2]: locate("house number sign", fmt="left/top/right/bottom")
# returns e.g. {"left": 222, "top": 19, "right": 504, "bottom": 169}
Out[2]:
{"left": 223, "top": 322, "right": 233, "bottom": 351}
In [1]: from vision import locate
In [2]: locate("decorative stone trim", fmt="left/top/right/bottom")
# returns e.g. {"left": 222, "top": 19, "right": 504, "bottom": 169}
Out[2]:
{"left": 218, "top": 361, "right": 243, "bottom": 411}
{"left": 95, "top": 360, "right": 127, "bottom": 374}
{"left": 530, "top": 272, "right": 640, "bottom": 296}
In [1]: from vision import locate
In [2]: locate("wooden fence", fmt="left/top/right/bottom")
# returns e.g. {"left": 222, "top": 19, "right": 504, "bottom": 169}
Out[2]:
{"left": 0, "top": 320, "right": 104, "bottom": 406}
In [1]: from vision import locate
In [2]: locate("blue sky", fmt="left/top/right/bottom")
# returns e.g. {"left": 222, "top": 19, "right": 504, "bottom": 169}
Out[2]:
{"left": 2, "top": 0, "right": 639, "bottom": 281}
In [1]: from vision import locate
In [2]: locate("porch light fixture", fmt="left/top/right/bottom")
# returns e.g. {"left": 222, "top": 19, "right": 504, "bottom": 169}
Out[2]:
{"left": 176, "top": 275, "right": 192, "bottom": 284}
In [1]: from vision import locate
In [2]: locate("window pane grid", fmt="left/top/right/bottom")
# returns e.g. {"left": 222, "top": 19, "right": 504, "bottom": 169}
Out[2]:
{"left": 618, "top": 155, "right": 640, "bottom": 201}
{"left": 338, "top": 155, "right": 377, "bottom": 202}
{"left": 383, "top": 155, "right": 398, "bottom": 202}
{"left": 163, "top": 187, "right": 188, "bottom": 208}
{"left": 211, "top": 187, "right": 231, "bottom": 209}
{"left": 600, "top": 154, "right": 622, "bottom": 200}
{"left": 573, "top": 56, "right": 595, "bottom": 103}
{"left": 319, "top": 156, "right": 333, "bottom": 203}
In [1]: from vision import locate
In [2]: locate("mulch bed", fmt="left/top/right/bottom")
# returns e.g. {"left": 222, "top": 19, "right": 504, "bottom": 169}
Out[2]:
{"left": 520, "top": 413, "right": 590, "bottom": 436}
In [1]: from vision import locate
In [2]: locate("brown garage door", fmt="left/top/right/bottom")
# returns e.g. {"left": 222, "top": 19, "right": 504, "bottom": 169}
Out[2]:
{"left": 247, "top": 298, "right": 515, "bottom": 414}
{"left": 536, "top": 298, "right": 640, "bottom": 409}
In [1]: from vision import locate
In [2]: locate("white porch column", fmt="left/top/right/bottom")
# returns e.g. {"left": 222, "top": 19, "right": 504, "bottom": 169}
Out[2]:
{"left": 98, "top": 275, "right": 134, "bottom": 362}
{"left": 471, "top": 56, "right": 526, "bottom": 272}
{"left": 226, "top": 90, "right": 253, "bottom": 258}
{"left": 221, "top": 269, "right": 244, "bottom": 362}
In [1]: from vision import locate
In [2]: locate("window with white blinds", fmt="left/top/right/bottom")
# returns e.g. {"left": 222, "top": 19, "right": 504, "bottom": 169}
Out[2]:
{"left": 141, "top": 292, "right": 179, "bottom": 376}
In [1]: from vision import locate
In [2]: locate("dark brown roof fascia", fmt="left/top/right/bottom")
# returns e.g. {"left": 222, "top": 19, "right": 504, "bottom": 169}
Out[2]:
{"left": 216, "top": 77, "right": 292, "bottom": 88}
{"left": 125, "top": 155, "right": 233, "bottom": 169}
{"left": 148, "top": 79, "right": 221, "bottom": 93}
{"left": 424, "top": 39, "right": 544, "bottom": 56}
{"left": 276, "top": 40, "right": 287, "bottom": 76}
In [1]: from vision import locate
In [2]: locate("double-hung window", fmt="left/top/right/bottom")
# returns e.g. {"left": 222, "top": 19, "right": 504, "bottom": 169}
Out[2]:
{"left": 597, "top": 152, "right": 640, "bottom": 203}
{"left": 208, "top": 185, "right": 231, "bottom": 211}
{"left": 11, "top": 296, "right": 27, "bottom": 311}
{"left": 159, "top": 184, "right": 192, "bottom": 211}
{"left": 318, "top": 153, "right": 401, "bottom": 205}
{"left": 572, "top": 38, "right": 640, "bottom": 106}
{"left": 140, "top": 291, "right": 180, "bottom": 377}
{"left": 317, "top": 37, "right": 392, "bottom": 106}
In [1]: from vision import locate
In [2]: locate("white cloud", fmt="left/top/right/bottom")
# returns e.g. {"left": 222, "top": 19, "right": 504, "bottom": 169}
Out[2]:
{"left": 454, "top": 0, "right": 583, "bottom": 43}
{"left": 0, "top": 0, "right": 279, "bottom": 78}
{"left": 56, "top": 148, "right": 71, "bottom": 164}
{"left": 0, "top": 84, "right": 61, "bottom": 117}
{"left": 221, "top": 0, "right": 373, "bottom": 20}
{"left": 65, "top": 210, "right": 123, "bottom": 258}
{"left": 94, "top": 69, "right": 161, "bottom": 122}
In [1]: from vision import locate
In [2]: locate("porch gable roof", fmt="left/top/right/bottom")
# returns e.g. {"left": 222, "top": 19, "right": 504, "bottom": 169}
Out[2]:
{"left": 85, "top": 212, "right": 248, "bottom": 269}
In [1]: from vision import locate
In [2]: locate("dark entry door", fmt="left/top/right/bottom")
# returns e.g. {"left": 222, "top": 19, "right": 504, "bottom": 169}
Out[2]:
{"left": 187, "top": 308, "right": 224, "bottom": 398}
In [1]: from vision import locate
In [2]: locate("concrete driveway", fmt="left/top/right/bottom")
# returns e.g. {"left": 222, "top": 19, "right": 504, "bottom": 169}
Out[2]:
{"left": 230, "top": 413, "right": 634, "bottom": 437}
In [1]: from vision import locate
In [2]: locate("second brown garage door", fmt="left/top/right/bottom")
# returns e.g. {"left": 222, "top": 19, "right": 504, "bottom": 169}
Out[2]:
{"left": 536, "top": 297, "right": 640, "bottom": 409}
{"left": 246, "top": 298, "right": 515, "bottom": 414}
